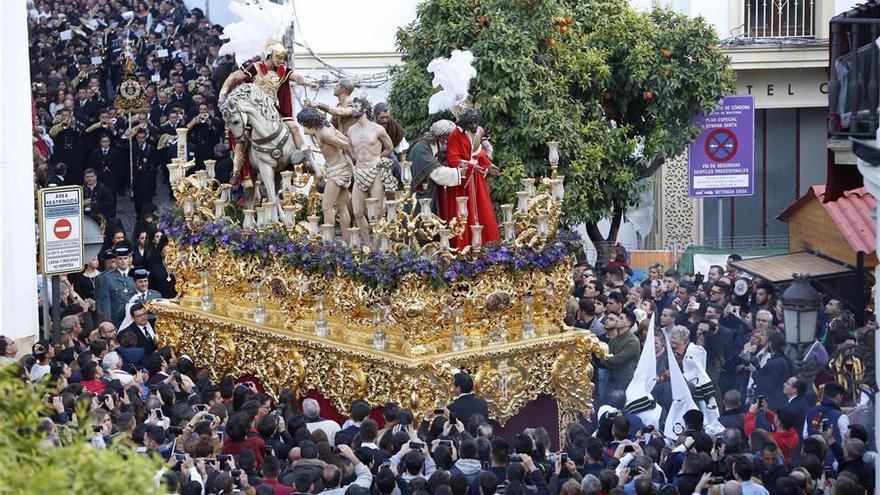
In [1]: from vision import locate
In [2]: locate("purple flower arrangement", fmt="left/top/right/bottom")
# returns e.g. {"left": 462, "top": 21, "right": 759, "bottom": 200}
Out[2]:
{"left": 159, "top": 207, "right": 582, "bottom": 291}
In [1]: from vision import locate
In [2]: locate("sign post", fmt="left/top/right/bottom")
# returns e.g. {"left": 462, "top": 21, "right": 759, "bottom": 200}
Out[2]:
{"left": 38, "top": 185, "right": 85, "bottom": 344}
{"left": 688, "top": 95, "right": 756, "bottom": 246}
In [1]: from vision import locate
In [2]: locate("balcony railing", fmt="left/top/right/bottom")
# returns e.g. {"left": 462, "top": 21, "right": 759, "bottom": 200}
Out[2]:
{"left": 828, "top": 2, "right": 880, "bottom": 139}
{"left": 745, "top": 0, "right": 815, "bottom": 38}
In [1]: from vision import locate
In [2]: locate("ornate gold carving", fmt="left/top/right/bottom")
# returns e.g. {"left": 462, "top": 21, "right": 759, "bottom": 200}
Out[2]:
{"left": 151, "top": 302, "right": 607, "bottom": 424}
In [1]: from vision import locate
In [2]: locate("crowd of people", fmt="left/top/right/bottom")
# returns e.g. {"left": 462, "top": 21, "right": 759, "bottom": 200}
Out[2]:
{"left": 11, "top": 1, "right": 878, "bottom": 495}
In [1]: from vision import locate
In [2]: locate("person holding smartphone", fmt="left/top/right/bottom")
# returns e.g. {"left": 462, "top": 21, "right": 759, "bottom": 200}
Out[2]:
{"left": 745, "top": 398, "right": 799, "bottom": 467}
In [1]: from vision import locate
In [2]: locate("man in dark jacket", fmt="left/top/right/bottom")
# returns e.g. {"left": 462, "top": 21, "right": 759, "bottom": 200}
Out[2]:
{"left": 128, "top": 129, "right": 158, "bottom": 217}
{"left": 117, "top": 303, "right": 157, "bottom": 356}
{"left": 827, "top": 435, "right": 874, "bottom": 493}
{"left": 753, "top": 442, "right": 785, "bottom": 489}
{"left": 718, "top": 389, "right": 746, "bottom": 438}
{"left": 447, "top": 372, "right": 489, "bottom": 425}
{"left": 751, "top": 332, "right": 794, "bottom": 411}
{"left": 804, "top": 382, "right": 847, "bottom": 441}
{"left": 89, "top": 134, "right": 125, "bottom": 197}
{"left": 781, "top": 377, "right": 810, "bottom": 434}
{"left": 83, "top": 168, "right": 116, "bottom": 219}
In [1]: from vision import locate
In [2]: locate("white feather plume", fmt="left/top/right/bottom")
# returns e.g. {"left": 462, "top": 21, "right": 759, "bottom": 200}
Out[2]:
{"left": 218, "top": 0, "right": 294, "bottom": 67}
{"left": 427, "top": 50, "right": 477, "bottom": 115}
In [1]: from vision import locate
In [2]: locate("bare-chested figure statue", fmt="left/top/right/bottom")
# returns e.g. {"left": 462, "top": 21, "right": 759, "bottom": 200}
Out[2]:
{"left": 346, "top": 98, "right": 395, "bottom": 246}
{"left": 296, "top": 107, "right": 353, "bottom": 241}
{"left": 308, "top": 78, "right": 357, "bottom": 135}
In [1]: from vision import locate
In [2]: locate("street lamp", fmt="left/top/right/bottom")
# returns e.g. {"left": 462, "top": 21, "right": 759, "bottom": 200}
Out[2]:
{"left": 781, "top": 273, "right": 821, "bottom": 360}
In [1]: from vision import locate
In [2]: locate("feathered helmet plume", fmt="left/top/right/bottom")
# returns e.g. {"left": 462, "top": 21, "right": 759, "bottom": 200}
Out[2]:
{"left": 427, "top": 50, "right": 478, "bottom": 118}
{"left": 218, "top": 0, "right": 294, "bottom": 67}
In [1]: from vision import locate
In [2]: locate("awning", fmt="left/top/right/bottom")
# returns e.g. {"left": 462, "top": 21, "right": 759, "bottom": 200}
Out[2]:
{"left": 729, "top": 251, "right": 854, "bottom": 284}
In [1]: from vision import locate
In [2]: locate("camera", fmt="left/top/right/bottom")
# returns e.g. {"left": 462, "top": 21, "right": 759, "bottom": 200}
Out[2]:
{"left": 409, "top": 441, "right": 424, "bottom": 450}
{"left": 439, "top": 440, "right": 454, "bottom": 448}
{"left": 204, "top": 413, "right": 217, "bottom": 423}
{"left": 560, "top": 453, "right": 568, "bottom": 465}
{"left": 434, "top": 408, "right": 445, "bottom": 416}
{"left": 168, "top": 426, "right": 184, "bottom": 435}
{"left": 496, "top": 485, "right": 507, "bottom": 495}
{"left": 821, "top": 418, "right": 830, "bottom": 432}
{"left": 508, "top": 454, "right": 522, "bottom": 463}
{"left": 175, "top": 453, "right": 187, "bottom": 461}
{"left": 192, "top": 404, "right": 209, "bottom": 413}
{"left": 714, "top": 437, "right": 723, "bottom": 450}
{"left": 623, "top": 445, "right": 635, "bottom": 454}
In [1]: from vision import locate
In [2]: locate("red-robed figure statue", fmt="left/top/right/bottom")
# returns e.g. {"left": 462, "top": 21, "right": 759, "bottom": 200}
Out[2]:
{"left": 439, "top": 109, "right": 501, "bottom": 250}
{"left": 218, "top": 40, "right": 316, "bottom": 186}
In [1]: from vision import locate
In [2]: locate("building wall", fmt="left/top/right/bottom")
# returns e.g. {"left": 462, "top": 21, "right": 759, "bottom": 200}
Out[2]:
{"left": 701, "top": 106, "right": 828, "bottom": 245}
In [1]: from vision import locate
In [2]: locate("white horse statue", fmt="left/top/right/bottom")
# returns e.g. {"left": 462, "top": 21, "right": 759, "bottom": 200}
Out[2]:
{"left": 220, "top": 83, "right": 314, "bottom": 216}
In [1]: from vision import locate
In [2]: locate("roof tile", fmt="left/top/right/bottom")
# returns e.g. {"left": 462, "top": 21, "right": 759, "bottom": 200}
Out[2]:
{"left": 814, "top": 185, "right": 876, "bottom": 254}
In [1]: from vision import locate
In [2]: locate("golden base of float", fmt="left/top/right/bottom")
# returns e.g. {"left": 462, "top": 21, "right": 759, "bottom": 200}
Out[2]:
{"left": 152, "top": 296, "right": 607, "bottom": 429}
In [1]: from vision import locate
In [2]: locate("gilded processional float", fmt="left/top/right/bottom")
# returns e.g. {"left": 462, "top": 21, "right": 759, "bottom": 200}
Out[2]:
{"left": 151, "top": 0, "right": 607, "bottom": 433}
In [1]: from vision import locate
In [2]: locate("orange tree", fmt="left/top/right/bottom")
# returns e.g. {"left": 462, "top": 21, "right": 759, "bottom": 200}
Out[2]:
{"left": 388, "top": 0, "right": 735, "bottom": 260}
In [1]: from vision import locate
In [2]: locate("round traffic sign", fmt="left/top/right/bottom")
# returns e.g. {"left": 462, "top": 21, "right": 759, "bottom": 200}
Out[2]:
{"left": 54, "top": 218, "right": 72, "bottom": 239}
{"left": 704, "top": 128, "right": 738, "bottom": 162}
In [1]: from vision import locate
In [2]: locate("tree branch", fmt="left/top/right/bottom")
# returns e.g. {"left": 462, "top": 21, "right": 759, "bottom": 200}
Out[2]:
{"left": 639, "top": 155, "right": 666, "bottom": 180}
{"left": 584, "top": 221, "right": 606, "bottom": 245}
{"left": 608, "top": 203, "right": 624, "bottom": 241}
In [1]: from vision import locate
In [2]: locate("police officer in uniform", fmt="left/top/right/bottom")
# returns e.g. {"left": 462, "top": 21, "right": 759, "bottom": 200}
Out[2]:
{"left": 94, "top": 246, "right": 136, "bottom": 326}
{"left": 129, "top": 268, "right": 163, "bottom": 302}
{"left": 129, "top": 129, "right": 158, "bottom": 217}
{"left": 118, "top": 269, "right": 163, "bottom": 330}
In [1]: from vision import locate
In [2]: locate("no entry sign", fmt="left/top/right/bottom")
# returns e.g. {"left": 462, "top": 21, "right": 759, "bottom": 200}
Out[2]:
{"left": 54, "top": 219, "right": 73, "bottom": 239}
{"left": 688, "top": 95, "right": 755, "bottom": 198}
{"left": 39, "top": 186, "right": 85, "bottom": 274}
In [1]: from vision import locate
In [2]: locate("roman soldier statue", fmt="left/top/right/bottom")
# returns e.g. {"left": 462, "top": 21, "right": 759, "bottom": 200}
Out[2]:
{"left": 217, "top": 0, "right": 318, "bottom": 186}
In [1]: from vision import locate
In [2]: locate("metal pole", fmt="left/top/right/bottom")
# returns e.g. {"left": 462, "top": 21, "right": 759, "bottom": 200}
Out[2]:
{"left": 128, "top": 112, "right": 134, "bottom": 198}
{"left": 50, "top": 276, "right": 61, "bottom": 345}
{"left": 717, "top": 198, "right": 723, "bottom": 249}
{"left": 41, "top": 276, "right": 51, "bottom": 341}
